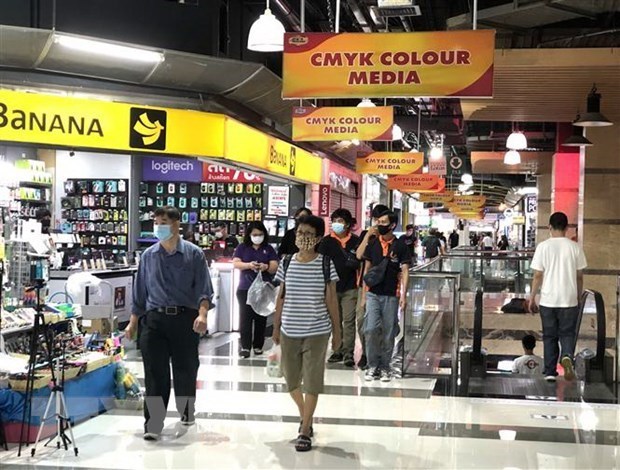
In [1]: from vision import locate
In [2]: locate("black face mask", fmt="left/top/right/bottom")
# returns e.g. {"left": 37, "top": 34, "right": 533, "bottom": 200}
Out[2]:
{"left": 377, "top": 225, "right": 392, "bottom": 236}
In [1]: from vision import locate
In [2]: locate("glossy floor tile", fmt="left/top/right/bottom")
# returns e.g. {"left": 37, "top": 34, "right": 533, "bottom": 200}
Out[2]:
{"left": 1, "top": 333, "right": 618, "bottom": 469}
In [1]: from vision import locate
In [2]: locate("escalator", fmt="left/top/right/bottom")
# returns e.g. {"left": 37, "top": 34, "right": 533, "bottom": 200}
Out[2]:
{"left": 461, "top": 289, "right": 617, "bottom": 403}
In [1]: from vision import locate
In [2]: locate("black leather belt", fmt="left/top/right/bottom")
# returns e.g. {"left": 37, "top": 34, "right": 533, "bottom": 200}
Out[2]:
{"left": 150, "top": 306, "right": 197, "bottom": 316}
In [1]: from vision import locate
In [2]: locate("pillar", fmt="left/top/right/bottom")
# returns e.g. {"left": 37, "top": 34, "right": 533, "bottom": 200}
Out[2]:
{"left": 552, "top": 123, "right": 580, "bottom": 240}
{"left": 580, "top": 124, "right": 620, "bottom": 343}
{"left": 536, "top": 172, "right": 552, "bottom": 243}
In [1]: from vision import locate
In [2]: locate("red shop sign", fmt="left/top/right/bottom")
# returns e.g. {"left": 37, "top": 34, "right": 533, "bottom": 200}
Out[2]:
{"left": 203, "top": 164, "right": 263, "bottom": 183}
{"left": 318, "top": 185, "right": 331, "bottom": 217}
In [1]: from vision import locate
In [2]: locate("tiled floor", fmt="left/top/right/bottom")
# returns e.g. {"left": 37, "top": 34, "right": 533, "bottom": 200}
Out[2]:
{"left": 1, "top": 333, "right": 619, "bottom": 469}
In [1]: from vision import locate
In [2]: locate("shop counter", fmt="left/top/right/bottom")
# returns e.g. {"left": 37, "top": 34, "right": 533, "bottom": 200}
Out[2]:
{"left": 211, "top": 261, "right": 239, "bottom": 333}
{"left": 48, "top": 268, "right": 137, "bottom": 324}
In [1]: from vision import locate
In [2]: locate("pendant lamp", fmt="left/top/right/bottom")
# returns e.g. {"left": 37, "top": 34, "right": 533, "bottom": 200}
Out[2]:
{"left": 574, "top": 85, "right": 613, "bottom": 127}
{"left": 392, "top": 124, "right": 403, "bottom": 141}
{"left": 504, "top": 150, "right": 521, "bottom": 165}
{"left": 563, "top": 121, "right": 593, "bottom": 147}
{"left": 506, "top": 131, "right": 527, "bottom": 150}
{"left": 247, "top": 1, "right": 285, "bottom": 52}
{"left": 357, "top": 99, "right": 376, "bottom": 108}
{"left": 461, "top": 173, "right": 473, "bottom": 185}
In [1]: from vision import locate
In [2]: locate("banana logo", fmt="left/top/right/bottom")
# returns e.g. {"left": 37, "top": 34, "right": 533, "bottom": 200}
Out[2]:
{"left": 133, "top": 112, "right": 165, "bottom": 146}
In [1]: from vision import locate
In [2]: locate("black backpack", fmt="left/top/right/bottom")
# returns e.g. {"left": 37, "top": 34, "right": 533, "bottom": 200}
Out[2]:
{"left": 280, "top": 254, "right": 332, "bottom": 296}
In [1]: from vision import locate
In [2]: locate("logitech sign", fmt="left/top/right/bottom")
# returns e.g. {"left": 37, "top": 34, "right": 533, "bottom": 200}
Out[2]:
{"left": 142, "top": 156, "right": 203, "bottom": 182}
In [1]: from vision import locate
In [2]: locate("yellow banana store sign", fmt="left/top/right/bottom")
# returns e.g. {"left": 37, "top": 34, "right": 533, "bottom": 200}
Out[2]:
{"left": 0, "top": 89, "right": 322, "bottom": 184}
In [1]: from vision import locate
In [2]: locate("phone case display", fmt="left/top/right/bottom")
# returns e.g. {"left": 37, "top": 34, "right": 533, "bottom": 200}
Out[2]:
{"left": 62, "top": 179, "right": 129, "bottom": 249}
{"left": 12, "top": 159, "right": 53, "bottom": 219}
{"left": 139, "top": 180, "right": 263, "bottom": 247}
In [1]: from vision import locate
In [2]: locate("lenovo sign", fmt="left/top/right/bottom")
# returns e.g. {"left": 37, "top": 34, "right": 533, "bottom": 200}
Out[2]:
{"left": 318, "top": 185, "right": 331, "bottom": 217}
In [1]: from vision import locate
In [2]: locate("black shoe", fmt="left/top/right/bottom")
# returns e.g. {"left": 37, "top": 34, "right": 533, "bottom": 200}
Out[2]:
{"left": 357, "top": 355, "right": 368, "bottom": 370}
{"left": 343, "top": 357, "right": 355, "bottom": 367}
{"left": 327, "top": 352, "right": 343, "bottom": 363}
{"left": 181, "top": 415, "right": 195, "bottom": 426}
{"left": 240, "top": 349, "right": 251, "bottom": 358}
{"left": 143, "top": 432, "right": 160, "bottom": 441}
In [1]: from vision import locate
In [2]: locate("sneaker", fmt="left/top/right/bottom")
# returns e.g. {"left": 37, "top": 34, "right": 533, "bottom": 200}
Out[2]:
{"left": 240, "top": 349, "right": 251, "bottom": 358}
{"left": 357, "top": 355, "right": 368, "bottom": 370}
{"left": 253, "top": 348, "right": 263, "bottom": 356}
{"left": 561, "top": 356, "right": 576, "bottom": 381}
{"left": 544, "top": 375, "right": 557, "bottom": 382}
{"left": 380, "top": 370, "right": 392, "bottom": 383}
{"left": 343, "top": 357, "right": 355, "bottom": 368}
{"left": 327, "top": 352, "right": 343, "bottom": 363}
{"left": 181, "top": 416, "right": 195, "bottom": 426}
{"left": 364, "top": 368, "right": 378, "bottom": 381}
{"left": 143, "top": 432, "right": 160, "bottom": 441}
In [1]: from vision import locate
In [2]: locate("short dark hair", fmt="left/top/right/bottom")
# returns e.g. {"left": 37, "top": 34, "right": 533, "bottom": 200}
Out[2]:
{"left": 297, "top": 215, "right": 326, "bottom": 238}
{"left": 214, "top": 221, "right": 227, "bottom": 230}
{"left": 154, "top": 206, "right": 180, "bottom": 221}
{"left": 549, "top": 212, "right": 568, "bottom": 231}
{"left": 294, "top": 207, "right": 312, "bottom": 218}
{"left": 331, "top": 208, "right": 353, "bottom": 226}
{"left": 406, "top": 224, "right": 414, "bottom": 230}
{"left": 378, "top": 210, "right": 398, "bottom": 227}
{"left": 243, "top": 221, "right": 269, "bottom": 247}
{"left": 36, "top": 208, "right": 51, "bottom": 220}
{"left": 522, "top": 334, "right": 536, "bottom": 351}
{"left": 371, "top": 204, "right": 390, "bottom": 219}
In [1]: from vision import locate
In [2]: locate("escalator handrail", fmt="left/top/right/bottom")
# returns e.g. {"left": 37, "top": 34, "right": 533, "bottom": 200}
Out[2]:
{"left": 576, "top": 289, "right": 607, "bottom": 369}
{"left": 472, "top": 288, "right": 484, "bottom": 362}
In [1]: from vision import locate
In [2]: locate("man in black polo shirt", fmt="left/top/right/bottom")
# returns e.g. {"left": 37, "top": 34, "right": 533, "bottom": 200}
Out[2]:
{"left": 319, "top": 209, "right": 360, "bottom": 368}
{"left": 213, "top": 222, "right": 239, "bottom": 257}
{"left": 361, "top": 210, "right": 411, "bottom": 382}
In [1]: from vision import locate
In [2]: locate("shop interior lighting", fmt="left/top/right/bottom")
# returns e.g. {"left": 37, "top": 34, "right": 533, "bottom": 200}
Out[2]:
{"left": 574, "top": 85, "right": 613, "bottom": 127}
{"left": 247, "top": 0, "right": 286, "bottom": 52}
{"left": 461, "top": 173, "right": 473, "bottom": 185}
{"left": 351, "top": 139, "right": 360, "bottom": 146}
{"left": 357, "top": 98, "right": 377, "bottom": 108}
{"left": 506, "top": 130, "right": 527, "bottom": 151}
{"left": 504, "top": 150, "right": 521, "bottom": 165}
{"left": 392, "top": 124, "right": 404, "bottom": 141}
{"left": 54, "top": 34, "right": 164, "bottom": 63}
{"left": 563, "top": 122, "right": 593, "bottom": 147}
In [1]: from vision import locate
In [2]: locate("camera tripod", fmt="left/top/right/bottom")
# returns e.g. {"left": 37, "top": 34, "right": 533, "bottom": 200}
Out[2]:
{"left": 17, "top": 279, "right": 78, "bottom": 457}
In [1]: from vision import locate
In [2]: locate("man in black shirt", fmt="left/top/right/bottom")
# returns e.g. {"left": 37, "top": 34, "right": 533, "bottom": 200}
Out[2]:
{"left": 399, "top": 224, "right": 417, "bottom": 264}
{"left": 422, "top": 228, "right": 444, "bottom": 260}
{"left": 278, "top": 207, "right": 312, "bottom": 257}
{"left": 449, "top": 230, "right": 459, "bottom": 250}
{"left": 319, "top": 209, "right": 360, "bottom": 367}
{"left": 361, "top": 211, "right": 411, "bottom": 382}
{"left": 213, "top": 222, "right": 239, "bottom": 257}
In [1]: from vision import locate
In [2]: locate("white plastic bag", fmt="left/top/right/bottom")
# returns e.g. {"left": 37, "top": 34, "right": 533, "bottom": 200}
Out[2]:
{"left": 266, "top": 345, "right": 282, "bottom": 378}
{"left": 247, "top": 273, "right": 277, "bottom": 317}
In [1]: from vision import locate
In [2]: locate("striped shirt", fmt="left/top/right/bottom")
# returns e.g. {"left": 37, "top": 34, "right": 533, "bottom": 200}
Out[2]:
{"left": 274, "top": 254, "right": 339, "bottom": 338}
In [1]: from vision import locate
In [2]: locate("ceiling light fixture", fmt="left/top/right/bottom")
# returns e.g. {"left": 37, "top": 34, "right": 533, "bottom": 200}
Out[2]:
{"left": 392, "top": 124, "right": 403, "bottom": 141}
{"left": 461, "top": 173, "right": 473, "bottom": 185}
{"left": 506, "top": 131, "right": 527, "bottom": 150}
{"left": 351, "top": 139, "right": 360, "bottom": 146}
{"left": 357, "top": 98, "right": 376, "bottom": 108}
{"left": 504, "top": 150, "right": 521, "bottom": 165}
{"left": 574, "top": 85, "right": 613, "bottom": 127}
{"left": 430, "top": 146, "right": 443, "bottom": 160}
{"left": 563, "top": 121, "right": 593, "bottom": 147}
{"left": 54, "top": 34, "right": 164, "bottom": 63}
{"left": 247, "top": 1, "right": 286, "bottom": 52}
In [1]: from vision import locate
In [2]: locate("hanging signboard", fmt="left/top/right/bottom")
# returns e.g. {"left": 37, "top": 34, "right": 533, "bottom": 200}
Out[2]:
{"left": 387, "top": 174, "right": 445, "bottom": 192}
{"left": 447, "top": 155, "right": 466, "bottom": 178}
{"left": 428, "top": 158, "right": 447, "bottom": 176}
{"left": 267, "top": 186, "right": 290, "bottom": 217}
{"left": 292, "top": 106, "right": 393, "bottom": 141}
{"left": 448, "top": 195, "right": 487, "bottom": 211}
{"left": 419, "top": 192, "right": 454, "bottom": 204}
{"left": 282, "top": 30, "right": 495, "bottom": 98}
{"left": 356, "top": 152, "right": 423, "bottom": 175}
{"left": 202, "top": 163, "right": 263, "bottom": 183}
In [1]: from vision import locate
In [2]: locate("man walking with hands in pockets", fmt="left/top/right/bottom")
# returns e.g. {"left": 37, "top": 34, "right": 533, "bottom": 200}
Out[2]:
{"left": 529, "top": 212, "right": 587, "bottom": 382}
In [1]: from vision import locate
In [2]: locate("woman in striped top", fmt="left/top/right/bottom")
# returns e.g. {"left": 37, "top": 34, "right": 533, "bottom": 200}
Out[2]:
{"left": 273, "top": 215, "right": 340, "bottom": 452}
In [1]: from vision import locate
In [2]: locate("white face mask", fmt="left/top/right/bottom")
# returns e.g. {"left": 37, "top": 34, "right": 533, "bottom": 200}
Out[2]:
{"left": 215, "top": 231, "right": 224, "bottom": 239}
{"left": 251, "top": 235, "right": 264, "bottom": 245}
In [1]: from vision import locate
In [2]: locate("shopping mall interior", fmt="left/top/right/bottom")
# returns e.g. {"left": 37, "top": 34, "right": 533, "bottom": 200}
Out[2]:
{"left": 0, "top": 0, "right": 618, "bottom": 468}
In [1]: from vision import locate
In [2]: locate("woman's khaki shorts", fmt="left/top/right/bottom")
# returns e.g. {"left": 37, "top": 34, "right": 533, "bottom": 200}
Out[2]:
{"left": 280, "top": 333, "right": 329, "bottom": 395}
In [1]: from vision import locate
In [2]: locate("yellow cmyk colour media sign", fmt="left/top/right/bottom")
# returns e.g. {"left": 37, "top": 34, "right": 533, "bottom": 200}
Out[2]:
{"left": 356, "top": 152, "right": 423, "bottom": 175}
{"left": 0, "top": 89, "right": 323, "bottom": 184}
{"left": 292, "top": 106, "right": 393, "bottom": 141}
{"left": 283, "top": 30, "right": 495, "bottom": 98}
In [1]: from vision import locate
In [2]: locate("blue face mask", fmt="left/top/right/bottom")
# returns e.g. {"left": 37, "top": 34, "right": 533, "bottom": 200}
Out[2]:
{"left": 332, "top": 222, "right": 346, "bottom": 235}
{"left": 154, "top": 224, "right": 172, "bottom": 242}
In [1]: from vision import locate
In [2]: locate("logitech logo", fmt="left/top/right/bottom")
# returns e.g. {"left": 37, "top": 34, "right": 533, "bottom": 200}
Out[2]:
{"left": 129, "top": 107, "right": 167, "bottom": 150}
{"left": 151, "top": 159, "right": 194, "bottom": 174}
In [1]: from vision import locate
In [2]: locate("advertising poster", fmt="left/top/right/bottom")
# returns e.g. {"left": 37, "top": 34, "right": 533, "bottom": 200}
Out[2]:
{"left": 267, "top": 186, "right": 290, "bottom": 216}
{"left": 292, "top": 106, "right": 393, "bottom": 141}
{"left": 283, "top": 30, "right": 495, "bottom": 98}
{"left": 356, "top": 152, "right": 423, "bottom": 175}
{"left": 387, "top": 174, "right": 445, "bottom": 192}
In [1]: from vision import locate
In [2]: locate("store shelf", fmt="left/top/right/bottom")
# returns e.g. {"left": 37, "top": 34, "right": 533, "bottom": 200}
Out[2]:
{"left": 137, "top": 238, "right": 158, "bottom": 243}
{"left": 20, "top": 181, "right": 53, "bottom": 188}
{"left": 17, "top": 199, "right": 50, "bottom": 205}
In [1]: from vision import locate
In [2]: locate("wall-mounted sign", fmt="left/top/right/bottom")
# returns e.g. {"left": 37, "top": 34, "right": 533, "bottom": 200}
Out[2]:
{"left": 387, "top": 174, "right": 445, "bottom": 193}
{"left": 267, "top": 186, "right": 290, "bottom": 217}
{"left": 142, "top": 156, "right": 203, "bottom": 182}
{"left": 318, "top": 185, "right": 331, "bottom": 217}
{"left": 292, "top": 106, "right": 393, "bottom": 141}
{"left": 283, "top": 30, "right": 495, "bottom": 98}
{"left": 526, "top": 196, "right": 538, "bottom": 214}
{"left": 356, "top": 152, "right": 423, "bottom": 175}
{"left": 203, "top": 164, "right": 262, "bottom": 183}
{"left": 513, "top": 215, "right": 526, "bottom": 225}
{"left": 428, "top": 158, "right": 447, "bottom": 176}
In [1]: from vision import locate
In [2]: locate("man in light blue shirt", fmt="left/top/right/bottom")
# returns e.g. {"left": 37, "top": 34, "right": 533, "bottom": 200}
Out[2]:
{"left": 125, "top": 206, "right": 213, "bottom": 440}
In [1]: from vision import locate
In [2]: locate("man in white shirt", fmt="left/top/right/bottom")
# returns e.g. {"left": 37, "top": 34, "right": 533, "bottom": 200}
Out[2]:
{"left": 529, "top": 212, "right": 587, "bottom": 382}
{"left": 512, "top": 335, "right": 543, "bottom": 376}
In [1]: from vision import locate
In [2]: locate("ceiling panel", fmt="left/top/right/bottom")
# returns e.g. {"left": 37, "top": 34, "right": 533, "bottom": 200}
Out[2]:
{"left": 462, "top": 48, "right": 620, "bottom": 123}
{"left": 472, "top": 151, "right": 554, "bottom": 175}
